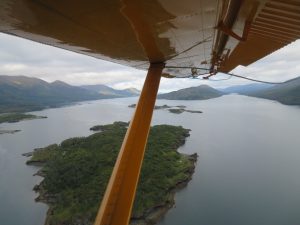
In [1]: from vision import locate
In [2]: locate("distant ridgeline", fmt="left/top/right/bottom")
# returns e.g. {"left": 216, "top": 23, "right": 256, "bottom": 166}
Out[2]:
{"left": 219, "top": 76, "right": 300, "bottom": 105}
{"left": 1, "top": 74, "right": 299, "bottom": 114}
{"left": 26, "top": 122, "right": 197, "bottom": 225}
{"left": 158, "top": 85, "right": 223, "bottom": 100}
{"left": 246, "top": 76, "right": 300, "bottom": 105}
{"left": 0, "top": 75, "right": 139, "bottom": 113}
{"left": 157, "top": 76, "right": 300, "bottom": 105}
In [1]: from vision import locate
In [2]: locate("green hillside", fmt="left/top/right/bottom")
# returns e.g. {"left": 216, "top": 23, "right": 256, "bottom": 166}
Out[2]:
{"left": 0, "top": 75, "right": 113, "bottom": 113}
{"left": 249, "top": 76, "right": 300, "bottom": 105}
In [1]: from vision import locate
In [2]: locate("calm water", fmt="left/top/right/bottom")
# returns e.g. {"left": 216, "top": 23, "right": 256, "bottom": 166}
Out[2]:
{"left": 0, "top": 95, "right": 299, "bottom": 225}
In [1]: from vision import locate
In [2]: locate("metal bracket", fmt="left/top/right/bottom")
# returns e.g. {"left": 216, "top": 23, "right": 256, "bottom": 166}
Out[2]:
{"left": 216, "top": 1, "right": 259, "bottom": 42}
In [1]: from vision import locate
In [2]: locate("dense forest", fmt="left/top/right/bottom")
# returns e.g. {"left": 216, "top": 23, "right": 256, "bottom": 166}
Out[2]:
{"left": 0, "top": 113, "right": 46, "bottom": 124}
{"left": 27, "top": 122, "right": 196, "bottom": 225}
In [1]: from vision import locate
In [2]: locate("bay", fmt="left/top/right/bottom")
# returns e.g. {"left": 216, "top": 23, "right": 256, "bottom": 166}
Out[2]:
{"left": 0, "top": 95, "right": 299, "bottom": 225}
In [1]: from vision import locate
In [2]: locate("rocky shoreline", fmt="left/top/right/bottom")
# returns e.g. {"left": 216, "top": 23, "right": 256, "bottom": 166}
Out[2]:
{"left": 130, "top": 153, "right": 198, "bottom": 225}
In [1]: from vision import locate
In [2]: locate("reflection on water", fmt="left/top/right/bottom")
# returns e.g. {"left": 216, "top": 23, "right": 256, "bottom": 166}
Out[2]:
{"left": 0, "top": 95, "right": 299, "bottom": 225}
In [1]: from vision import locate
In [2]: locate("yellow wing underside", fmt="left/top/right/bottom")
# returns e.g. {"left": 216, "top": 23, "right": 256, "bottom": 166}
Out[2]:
{"left": 0, "top": 0, "right": 299, "bottom": 77}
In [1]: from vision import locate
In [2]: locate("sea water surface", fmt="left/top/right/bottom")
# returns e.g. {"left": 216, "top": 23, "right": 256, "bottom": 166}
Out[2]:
{"left": 0, "top": 95, "right": 299, "bottom": 225}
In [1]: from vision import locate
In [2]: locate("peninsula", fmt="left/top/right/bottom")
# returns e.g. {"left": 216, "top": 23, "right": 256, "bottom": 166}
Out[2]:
{"left": 26, "top": 122, "right": 197, "bottom": 225}
{"left": 0, "top": 113, "right": 47, "bottom": 124}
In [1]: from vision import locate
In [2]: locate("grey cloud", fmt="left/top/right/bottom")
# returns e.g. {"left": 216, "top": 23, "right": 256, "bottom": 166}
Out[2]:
{"left": 0, "top": 33, "right": 146, "bottom": 86}
{"left": 0, "top": 32, "right": 299, "bottom": 92}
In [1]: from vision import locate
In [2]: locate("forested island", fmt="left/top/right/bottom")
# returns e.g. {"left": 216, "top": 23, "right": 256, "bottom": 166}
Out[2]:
{"left": 0, "top": 113, "right": 47, "bottom": 124}
{"left": 128, "top": 104, "right": 202, "bottom": 114}
{"left": 26, "top": 122, "right": 197, "bottom": 225}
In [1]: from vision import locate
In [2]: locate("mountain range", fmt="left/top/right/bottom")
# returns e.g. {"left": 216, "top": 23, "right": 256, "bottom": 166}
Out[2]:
{"left": 158, "top": 85, "right": 223, "bottom": 100}
{"left": 244, "top": 76, "right": 300, "bottom": 105}
{"left": 0, "top": 75, "right": 139, "bottom": 113}
{"left": 158, "top": 76, "right": 300, "bottom": 105}
{"left": 80, "top": 84, "right": 140, "bottom": 97}
{"left": 1, "top": 74, "right": 299, "bottom": 114}
{"left": 219, "top": 83, "right": 273, "bottom": 95}
{"left": 216, "top": 77, "right": 300, "bottom": 105}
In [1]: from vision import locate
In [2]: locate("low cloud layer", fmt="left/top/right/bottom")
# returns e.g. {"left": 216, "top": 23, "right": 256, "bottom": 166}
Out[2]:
{"left": 0, "top": 33, "right": 299, "bottom": 92}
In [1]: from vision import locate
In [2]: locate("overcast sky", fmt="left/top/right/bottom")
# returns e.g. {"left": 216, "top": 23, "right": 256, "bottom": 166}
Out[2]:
{"left": 0, "top": 33, "right": 299, "bottom": 92}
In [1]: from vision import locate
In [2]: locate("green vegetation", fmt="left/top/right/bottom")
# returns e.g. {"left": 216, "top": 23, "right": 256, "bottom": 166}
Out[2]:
{"left": 0, "top": 113, "right": 46, "bottom": 124}
{"left": 27, "top": 122, "right": 196, "bottom": 225}
{"left": 222, "top": 77, "right": 300, "bottom": 105}
{"left": 90, "top": 121, "right": 129, "bottom": 131}
{"left": 168, "top": 108, "right": 185, "bottom": 114}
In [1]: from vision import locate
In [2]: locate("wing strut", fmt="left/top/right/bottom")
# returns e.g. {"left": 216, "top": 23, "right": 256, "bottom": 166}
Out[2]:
{"left": 94, "top": 62, "right": 165, "bottom": 225}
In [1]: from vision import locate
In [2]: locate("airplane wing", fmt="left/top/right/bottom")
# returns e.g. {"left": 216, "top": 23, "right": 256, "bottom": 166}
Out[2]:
{"left": 1, "top": 0, "right": 299, "bottom": 78}
{"left": 0, "top": 0, "right": 216, "bottom": 76}
{"left": 1, "top": 1, "right": 299, "bottom": 225}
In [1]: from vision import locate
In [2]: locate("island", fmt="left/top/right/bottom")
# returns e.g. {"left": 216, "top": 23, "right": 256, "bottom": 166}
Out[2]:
{"left": 0, "top": 113, "right": 47, "bottom": 124}
{"left": 168, "top": 109, "right": 203, "bottom": 114}
{"left": 128, "top": 104, "right": 171, "bottom": 110}
{"left": 186, "top": 110, "right": 203, "bottom": 113}
{"left": 168, "top": 108, "right": 185, "bottom": 114}
{"left": 128, "top": 104, "right": 202, "bottom": 114}
{"left": 25, "top": 122, "right": 197, "bottom": 225}
{"left": 0, "top": 129, "right": 21, "bottom": 135}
